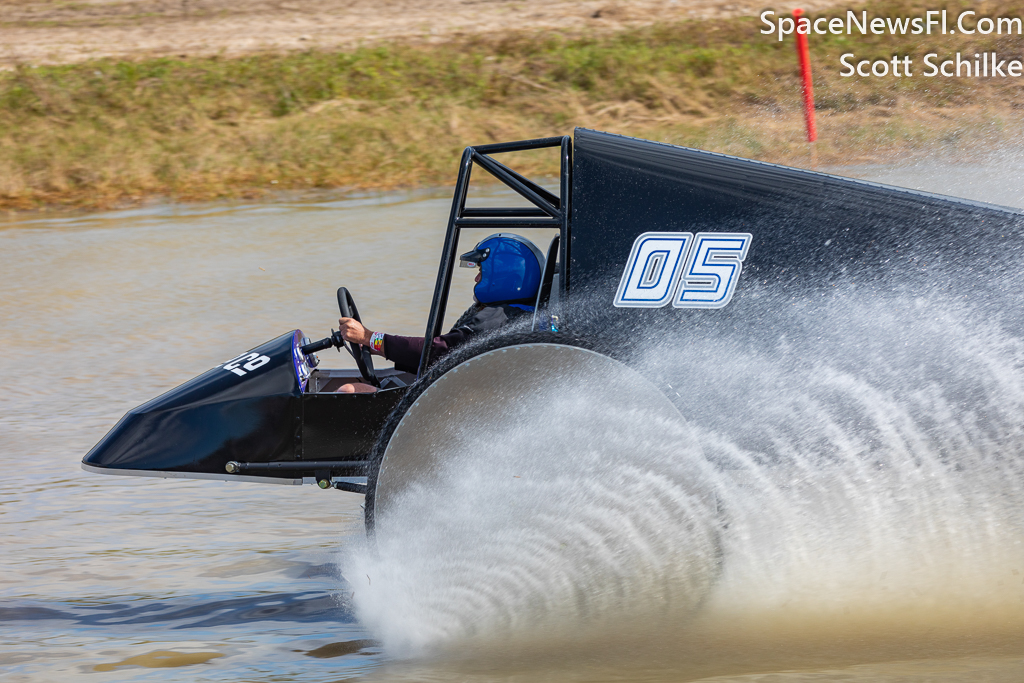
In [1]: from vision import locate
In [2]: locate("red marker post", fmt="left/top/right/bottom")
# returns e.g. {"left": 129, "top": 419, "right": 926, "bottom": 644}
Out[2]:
{"left": 792, "top": 8, "right": 817, "bottom": 154}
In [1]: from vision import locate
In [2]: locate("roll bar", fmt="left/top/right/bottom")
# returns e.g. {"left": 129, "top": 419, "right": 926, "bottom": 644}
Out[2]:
{"left": 417, "top": 135, "right": 572, "bottom": 376}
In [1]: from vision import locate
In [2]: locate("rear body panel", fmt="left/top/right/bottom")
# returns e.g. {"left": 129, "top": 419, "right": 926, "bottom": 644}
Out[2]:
{"left": 570, "top": 128, "right": 1024, "bottom": 309}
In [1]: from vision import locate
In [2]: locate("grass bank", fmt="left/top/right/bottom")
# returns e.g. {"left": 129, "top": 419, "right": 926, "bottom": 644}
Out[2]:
{"left": 2, "top": 0, "right": 1024, "bottom": 210}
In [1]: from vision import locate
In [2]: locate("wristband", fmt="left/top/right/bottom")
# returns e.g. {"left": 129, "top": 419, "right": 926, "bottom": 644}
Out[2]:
{"left": 369, "top": 331, "right": 385, "bottom": 354}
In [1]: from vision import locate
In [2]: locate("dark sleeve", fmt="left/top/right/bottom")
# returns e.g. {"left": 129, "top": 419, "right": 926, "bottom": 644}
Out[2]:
{"left": 382, "top": 331, "right": 470, "bottom": 374}
{"left": 381, "top": 307, "right": 512, "bottom": 373}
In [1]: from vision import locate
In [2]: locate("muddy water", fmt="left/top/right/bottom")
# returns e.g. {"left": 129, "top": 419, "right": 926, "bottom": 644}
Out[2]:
{"left": 2, "top": 159, "right": 1024, "bottom": 682}
{"left": 0, "top": 189, "right": 466, "bottom": 681}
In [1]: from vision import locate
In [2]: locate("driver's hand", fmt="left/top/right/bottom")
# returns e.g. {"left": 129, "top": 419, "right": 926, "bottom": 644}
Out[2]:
{"left": 338, "top": 317, "right": 373, "bottom": 347}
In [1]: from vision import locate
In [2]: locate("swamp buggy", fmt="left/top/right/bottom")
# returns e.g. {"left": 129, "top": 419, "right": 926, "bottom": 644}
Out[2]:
{"left": 82, "top": 128, "right": 1024, "bottom": 540}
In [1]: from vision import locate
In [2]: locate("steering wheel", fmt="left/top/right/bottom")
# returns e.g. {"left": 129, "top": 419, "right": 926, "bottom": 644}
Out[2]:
{"left": 337, "top": 287, "right": 379, "bottom": 388}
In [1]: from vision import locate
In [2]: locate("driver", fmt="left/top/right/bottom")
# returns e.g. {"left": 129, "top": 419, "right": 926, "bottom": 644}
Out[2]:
{"left": 336, "top": 233, "right": 544, "bottom": 393}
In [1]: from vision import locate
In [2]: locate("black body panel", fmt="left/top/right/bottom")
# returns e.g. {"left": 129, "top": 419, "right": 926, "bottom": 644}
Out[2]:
{"left": 570, "top": 128, "right": 1024, "bottom": 309}
{"left": 300, "top": 389, "right": 407, "bottom": 462}
{"left": 83, "top": 331, "right": 398, "bottom": 483}
{"left": 84, "top": 332, "right": 302, "bottom": 479}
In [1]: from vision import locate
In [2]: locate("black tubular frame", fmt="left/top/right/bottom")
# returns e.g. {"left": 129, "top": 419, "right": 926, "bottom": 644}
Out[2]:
{"left": 416, "top": 135, "right": 572, "bottom": 376}
{"left": 230, "top": 460, "right": 368, "bottom": 476}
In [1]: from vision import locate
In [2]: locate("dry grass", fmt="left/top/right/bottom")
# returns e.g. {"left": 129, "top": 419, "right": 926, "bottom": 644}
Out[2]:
{"left": 2, "top": 0, "right": 1023, "bottom": 210}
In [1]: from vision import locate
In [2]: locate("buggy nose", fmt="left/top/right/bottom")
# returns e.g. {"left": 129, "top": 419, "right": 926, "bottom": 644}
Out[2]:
{"left": 82, "top": 331, "right": 305, "bottom": 483}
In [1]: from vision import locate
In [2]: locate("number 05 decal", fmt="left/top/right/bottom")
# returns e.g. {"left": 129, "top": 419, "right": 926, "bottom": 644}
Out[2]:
{"left": 614, "top": 232, "right": 752, "bottom": 309}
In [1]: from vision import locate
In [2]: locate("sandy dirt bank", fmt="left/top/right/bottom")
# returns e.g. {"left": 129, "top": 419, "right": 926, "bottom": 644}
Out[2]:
{"left": 0, "top": 0, "right": 840, "bottom": 66}
{"left": 2, "top": 0, "right": 1016, "bottom": 211}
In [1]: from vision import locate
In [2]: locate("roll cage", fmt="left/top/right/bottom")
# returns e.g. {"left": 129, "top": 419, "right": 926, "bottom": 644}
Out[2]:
{"left": 417, "top": 135, "right": 572, "bottom": 375}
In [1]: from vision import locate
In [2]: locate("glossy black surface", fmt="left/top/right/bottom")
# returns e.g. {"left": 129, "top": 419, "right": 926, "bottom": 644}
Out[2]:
{"left": 83, "top": 328, "right": 405, "bottom": 482}
{"left": 83, "top": 332, "right": 304, "bottom": 479}
{"left": 570, "top": 128, "right": 1024, "bottom": 307}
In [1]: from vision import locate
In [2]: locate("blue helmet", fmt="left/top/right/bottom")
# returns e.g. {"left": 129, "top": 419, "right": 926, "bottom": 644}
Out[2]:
{"left": 459, "top": 233, "right": 544, "bottom": 305}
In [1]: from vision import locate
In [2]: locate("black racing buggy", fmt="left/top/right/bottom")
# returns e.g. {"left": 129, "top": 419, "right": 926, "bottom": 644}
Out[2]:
{"left": 83, "top": 128, "right": 1024, "bottom": 541}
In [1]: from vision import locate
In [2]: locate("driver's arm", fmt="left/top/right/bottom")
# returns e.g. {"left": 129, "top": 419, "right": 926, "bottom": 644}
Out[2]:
{"left": 338, "top": 316, "right": 467, "bottom": 374}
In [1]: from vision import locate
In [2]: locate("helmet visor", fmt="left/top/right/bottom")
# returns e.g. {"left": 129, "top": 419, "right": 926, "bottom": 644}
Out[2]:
{"left": 459, "top": 246, "right": 490, "bottom": 268}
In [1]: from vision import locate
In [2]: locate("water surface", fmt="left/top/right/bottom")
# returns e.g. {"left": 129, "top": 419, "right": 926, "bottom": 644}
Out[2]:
{"left": 3, "top": 158, "right": 1024, "bottom": 681}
